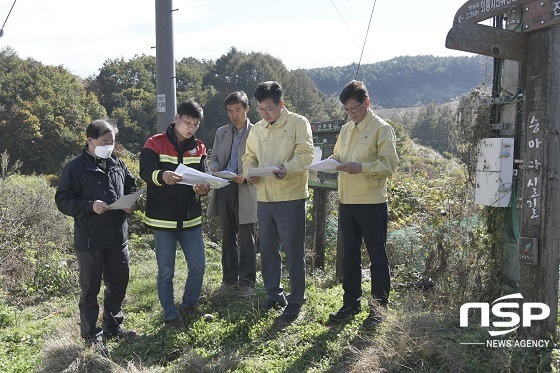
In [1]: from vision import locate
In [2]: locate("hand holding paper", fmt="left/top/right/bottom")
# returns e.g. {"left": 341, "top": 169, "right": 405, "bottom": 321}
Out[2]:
{"left": 211, "top": 171, "right": 237, "bottom": 179}
{"left": 306, "top": 159, "right": 341, "bottom": 173}
{"left": 246, "top": 166, "right": 280, "bottom": 178}
{"left": 174, "top": 164, "right": 230, "bottom": 189}
{"left": 108, "top": 189, "right": 145, "bottom": 210}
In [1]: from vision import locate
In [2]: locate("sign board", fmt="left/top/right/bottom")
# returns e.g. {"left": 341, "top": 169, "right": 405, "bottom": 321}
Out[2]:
{"left": 308, "top": 119, "right": 345, "bottom": 190}
{"left": 453, "top": 0, "right": 531, "bottom": 24}
{"left": 453, "top": 0, "right": 560, "bottom": 32}
{"left": 519, "top": 237, "right": 539, "bottom": 265}
{"left": 157, "top": 94, "right": 166, "bottom": 113}
{"left": 523, "top": 0, "right": 560, "bottom": 33}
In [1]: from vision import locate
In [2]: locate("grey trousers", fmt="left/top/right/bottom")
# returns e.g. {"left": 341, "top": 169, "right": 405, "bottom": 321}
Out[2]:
{"left": 257, "top": 199, "right": 306, "bottom": 305}
{"left": 216, "top": 182, "right": 256, "bottom": 287}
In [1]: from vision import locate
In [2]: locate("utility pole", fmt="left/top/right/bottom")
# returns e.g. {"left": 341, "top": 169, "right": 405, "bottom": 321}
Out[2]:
{"left": 446, "top": 0, "right": 560, "bottom": 338}
{"left": 155, "top": 0, "right": 177, "bottom": 133}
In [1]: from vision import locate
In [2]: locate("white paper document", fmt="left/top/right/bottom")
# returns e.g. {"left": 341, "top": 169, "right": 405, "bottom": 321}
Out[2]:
{"left": 246, "top": 166, "right": 280, "bottom": 178}
{"left": 211, "top": 171, "right": 237, "bottom": 180}
{"left": 175, "top": 164, "right": 230, "bottom": 189}
{"left": 306, "top": 159, "right": 341, "bottom": 173}
{"left": 109, "top": 189, "right": 145, "bottom": 210}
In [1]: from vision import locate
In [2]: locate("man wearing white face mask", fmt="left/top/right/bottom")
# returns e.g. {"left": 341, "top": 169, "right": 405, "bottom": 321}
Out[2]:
{"left": 56, "top": 119, "right": 138, "bottom": 353}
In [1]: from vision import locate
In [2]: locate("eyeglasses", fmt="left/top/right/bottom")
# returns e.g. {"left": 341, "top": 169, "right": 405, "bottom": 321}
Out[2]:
{"left": 257, "top": 105, "right": 278, "bottom": 114}
{"left": 343, "top": 101, "right": 364, "bottom": 114}
{"left": 180, "top": 119, "right": 200, "bottom": 129}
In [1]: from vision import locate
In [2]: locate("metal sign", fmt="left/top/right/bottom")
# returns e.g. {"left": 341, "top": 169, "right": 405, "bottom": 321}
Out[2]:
{"left": 157, "top": 94, "right": 166, "bottom": 113}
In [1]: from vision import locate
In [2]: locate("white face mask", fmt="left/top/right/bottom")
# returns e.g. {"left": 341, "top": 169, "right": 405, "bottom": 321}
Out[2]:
{"left": 94, "top": 144, "right": 114, "bottom": 159}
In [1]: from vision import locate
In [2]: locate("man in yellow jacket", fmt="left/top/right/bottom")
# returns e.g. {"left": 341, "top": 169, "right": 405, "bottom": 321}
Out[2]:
{"left": 242, "top": 81, "right": 314, "bottom": 321}
{"left": 328, "top": 80, "right": 399, "bottom": 326}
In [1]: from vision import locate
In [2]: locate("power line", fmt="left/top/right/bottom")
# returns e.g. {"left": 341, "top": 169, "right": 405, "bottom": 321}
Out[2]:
{"left": 1, "top": 0, "right": 18, "bottom": 35}
{"left": 354, "top": 0, "right": 377, "bottom": 80}
{"left": 329, "top": 0, "right": 406, "bottom": 123}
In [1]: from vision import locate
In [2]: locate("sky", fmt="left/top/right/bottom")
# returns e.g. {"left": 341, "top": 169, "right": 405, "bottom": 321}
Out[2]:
{"left": 0, "top": 0, "right": 477, "bottom": 78}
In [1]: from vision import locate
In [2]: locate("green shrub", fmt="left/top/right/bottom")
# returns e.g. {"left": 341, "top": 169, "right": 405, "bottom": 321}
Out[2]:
{"left": 0, "top": 174, "right": 75, "bottom": 299}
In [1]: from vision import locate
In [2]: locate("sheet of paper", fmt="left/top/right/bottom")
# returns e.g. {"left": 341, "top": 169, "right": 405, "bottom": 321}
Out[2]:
{"left": 175, "top": 164, "right": 230, "bottom": 189}
{"left": 212, "top": 171, "right": 237, "bottom": 180}
{"left": 108, "top": 189, "right": 145, "bottom": 210}
{"left": 313, "top": 146, "right": 323, "bottom": 164}
{"left": 246, "top": 166, "right": 280, "bottom": 178}
{"left": 306, "top": 159, "right": 341, "bottom": 173}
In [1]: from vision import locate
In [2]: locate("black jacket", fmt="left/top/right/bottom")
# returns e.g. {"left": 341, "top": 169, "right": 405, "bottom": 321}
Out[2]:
{"left": 55, "top": 147, "right": 137, "bottom": 251}
{"left": 140, "top": 124, "right": 207, "bottom": 230}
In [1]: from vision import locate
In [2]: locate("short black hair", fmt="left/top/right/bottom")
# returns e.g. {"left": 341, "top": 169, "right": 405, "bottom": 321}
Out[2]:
{"left": 339, "top": 80, "right": 369, "bottom": 104}
{"left": 177, "top": 98, "right": 204, "bottom": 119}
{"left": 224, "top": 91, "right": 249, "bottom": 109}
{"left": 253, "top": 81, "right": 283, "bottom": 105}
{"left": 86, "top": 119, "right": 118, "bottom": 139}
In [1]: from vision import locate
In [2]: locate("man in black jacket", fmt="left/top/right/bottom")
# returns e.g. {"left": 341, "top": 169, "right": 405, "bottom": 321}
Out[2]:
{"left": 55, "top": 119, "right": 137, "bottom": 351}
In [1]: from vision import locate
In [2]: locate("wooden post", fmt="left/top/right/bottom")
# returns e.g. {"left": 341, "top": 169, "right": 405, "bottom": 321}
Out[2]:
{"left": 446, "top": 0, "right": 560, "bottom": 338}
{"left": 311, "top": 188, "right": 327, "bottom": 270}
{"left": 518, "top": 21, "right": 560, "bottom": 338}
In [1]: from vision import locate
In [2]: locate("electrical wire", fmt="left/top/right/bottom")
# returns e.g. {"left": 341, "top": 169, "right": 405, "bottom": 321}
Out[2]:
{"left": 329, "top": 0, "right": 405, "bottom": 123}
{"left": 1, "top": 0, "right": 18, "bottom": 31}
{"left": 354, "top": 0, "right": 376, "bottom": 80}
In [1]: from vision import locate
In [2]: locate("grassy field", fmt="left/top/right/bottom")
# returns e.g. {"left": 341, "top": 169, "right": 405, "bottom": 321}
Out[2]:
{"left": 1, "top": 231, "right": 559, "bottom": 372}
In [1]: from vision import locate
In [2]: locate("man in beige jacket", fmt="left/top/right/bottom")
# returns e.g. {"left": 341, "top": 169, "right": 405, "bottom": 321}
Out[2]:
{"left": 207, "top": 91, "right": 257, "bottom": 297}
{"left": 243, "top": 81, "right": 314, "bottom": 321}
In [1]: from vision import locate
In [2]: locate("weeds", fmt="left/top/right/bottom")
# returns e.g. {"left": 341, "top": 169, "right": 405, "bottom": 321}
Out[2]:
{"left": 0, "top": 138, "right": 557, "bottom": 372}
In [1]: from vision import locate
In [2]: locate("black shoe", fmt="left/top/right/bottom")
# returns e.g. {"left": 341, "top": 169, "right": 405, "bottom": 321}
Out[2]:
{"left": 265, "top": 297, "right": 287, "bottom": 311}
{"left": 105, "top": 327, "right": 137, "bottom": 341}
{"left": 280, "top": 303, "right": 301, "bottom": 321}
{"left": 363, "top": 301, "right": 386, "bottom": 327}
{"left": 329, "top": 305, "right": 361, "bottom": 322}
{"left": 84, "top": 335, "right": 108, "bottom": 356}
{"left": 363, "top": 313, "right": 383, "bottom": 327}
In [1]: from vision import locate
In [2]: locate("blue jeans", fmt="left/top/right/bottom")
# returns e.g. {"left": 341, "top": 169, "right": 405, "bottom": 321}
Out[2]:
{"left": 153, "top": 227, "right": 206, "bottom": 321}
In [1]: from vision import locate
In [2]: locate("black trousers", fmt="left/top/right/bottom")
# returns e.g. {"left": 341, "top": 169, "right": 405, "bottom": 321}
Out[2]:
{"left": 339, "top": 203, "right": 390, "bottom": 307}
{"left": 216, "top": 182, "right": 256, "bottom": 287}
{"left": 76, "top": 245, "right": 130, "bottom": 338}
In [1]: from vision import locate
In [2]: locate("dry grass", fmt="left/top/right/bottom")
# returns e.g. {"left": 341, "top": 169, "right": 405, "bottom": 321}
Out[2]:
{"left": 343, "top": 291, "right": 554, "bottom": 373}
{"left": 39, "top": 320, "right": 161, "bottom": 373}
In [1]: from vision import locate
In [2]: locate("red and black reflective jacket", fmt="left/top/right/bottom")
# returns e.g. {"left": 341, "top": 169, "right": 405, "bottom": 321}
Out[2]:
{"left": 140, "top": 124, "right": 207, "bottom": 230}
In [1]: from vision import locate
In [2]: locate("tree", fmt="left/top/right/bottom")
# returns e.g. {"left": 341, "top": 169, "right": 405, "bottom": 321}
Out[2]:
{"left": 0, "top": 47, "right": 106, "bottom": 174}
{"left": 410, "top": 103, "right": 455, "bottom": 155}
{"left": 85, "top": 55, "right": 158, "bottom": 152}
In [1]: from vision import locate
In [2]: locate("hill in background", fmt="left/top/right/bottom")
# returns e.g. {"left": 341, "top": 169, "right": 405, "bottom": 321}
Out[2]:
{"left": 306, "top": 55, "right": 489, "bottom": 108}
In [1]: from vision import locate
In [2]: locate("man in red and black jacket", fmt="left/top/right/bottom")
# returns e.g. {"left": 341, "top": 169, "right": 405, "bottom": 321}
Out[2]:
{"left": 140, "top": 99, "right": 211, "bottom": 329}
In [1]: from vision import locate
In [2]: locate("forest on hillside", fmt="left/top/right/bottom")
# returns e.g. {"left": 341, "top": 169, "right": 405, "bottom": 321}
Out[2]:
{"left": 306, "top": 55, "right": 489, "bottom": 108}
{"left": 0, "top": 46, "right": 480, "bottom": 176}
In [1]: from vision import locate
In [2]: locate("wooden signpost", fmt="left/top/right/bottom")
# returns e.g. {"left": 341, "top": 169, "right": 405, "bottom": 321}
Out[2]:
{"left": 447, "top": 0, "right": 560, "bottom": 338}
{"left": 309, "top": 120, "right": 344, "bottom": 277}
